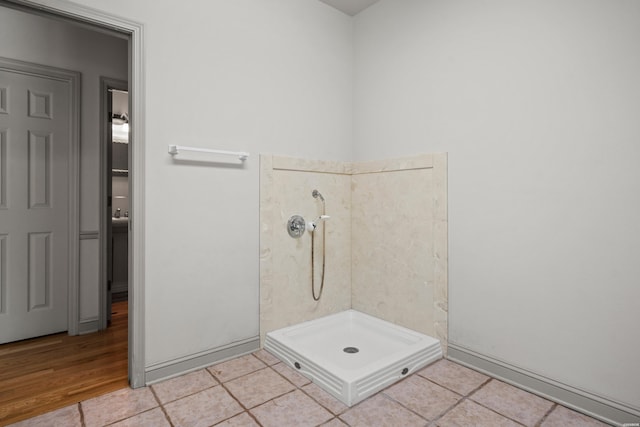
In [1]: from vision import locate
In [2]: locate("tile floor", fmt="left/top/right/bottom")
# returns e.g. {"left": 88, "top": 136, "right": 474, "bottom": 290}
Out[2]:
{"left": 9, "top": 350, "right": 611, "bottom": 427}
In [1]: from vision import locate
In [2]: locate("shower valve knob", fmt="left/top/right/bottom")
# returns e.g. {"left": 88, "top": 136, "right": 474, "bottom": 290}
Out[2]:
{"left": 287, "top": 215, "right": 306, "bottom": 238}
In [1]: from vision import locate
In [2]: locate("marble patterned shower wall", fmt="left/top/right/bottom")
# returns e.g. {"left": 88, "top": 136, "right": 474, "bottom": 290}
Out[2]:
{"left": 259, "top": 153, "right": 448, "bottom": 351}
{"left": 351, "top": 154, "right": 448, "bottom": 352}
{"left": 260, "top": 156, "right": 353, "bottom": 345}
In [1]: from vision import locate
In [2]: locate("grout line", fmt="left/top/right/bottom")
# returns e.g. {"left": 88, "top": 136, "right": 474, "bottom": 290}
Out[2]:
{"left": 465, "top": 388, "right": 529, "bottom": 426}
{"left": 469, "top": 378, "right": 559, "bottom": 427}
{"left": 252, "top": 350, "right": 279, "bottom": 367}
{"left": 267, "top": 361, "right": 349, "bottom": 417}
{"left": 299, "top": 382, "right": 347, "bottom": 417}
{"left": 218, "top": 381, "right": 250, "bottom": 412}
{"left": 150, "top": 372, "right": 219, "bottom": 405}
{"left": 148, "top": 387, "right": 175, "bottom": 427}
{"left": 270, "top": 362, "right": 311, "bottom": 389}
{"left": 217, "top": 380, "right": 264, "bottom": 427}
{"left": 207, "top": 354, "right": 267, "bottom": 384}
{"left": 267, "top": 362, "right": 350, "bottom": 417}
{"left": 468, "top": 376, "right": 494, "bottom": 397}
{"left": 429, "top": 396, "right": 468, "bottom": 426}
{"left": 428, "top": 395, "right": 526, "bottom": 427}
{"left": 203, "top": 365, "right": 222, "bottom": 385}
{"left": 78, "top": 402, "right": 86, "bottom": 427}
{"left": 377, "top": 390, "right": 429, "bottom": 424}
{"left": 536, "top": 403, "right": 558, "bottom": 427}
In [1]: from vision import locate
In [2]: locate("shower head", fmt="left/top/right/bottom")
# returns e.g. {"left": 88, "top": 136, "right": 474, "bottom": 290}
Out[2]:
{"left": 312, "top": 189, "right": 325, "bottom": 202}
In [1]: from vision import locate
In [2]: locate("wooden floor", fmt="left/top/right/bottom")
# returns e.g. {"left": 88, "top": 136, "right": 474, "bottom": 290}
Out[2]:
{"left": 0, "top": 301, "right": 129, "bottom": 426}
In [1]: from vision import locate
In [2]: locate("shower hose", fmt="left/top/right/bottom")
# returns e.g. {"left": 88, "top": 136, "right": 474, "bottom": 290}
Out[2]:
{"left": 311, "top": 210, "right": 326, "bottom": 301}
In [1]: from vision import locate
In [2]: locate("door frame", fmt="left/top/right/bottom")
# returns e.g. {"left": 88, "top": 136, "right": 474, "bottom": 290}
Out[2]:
{"left": 5, "top": 0, "right": 147, "bottom": 388}
{"left": 0, "top": 56, "right": 80, "bottom": 336}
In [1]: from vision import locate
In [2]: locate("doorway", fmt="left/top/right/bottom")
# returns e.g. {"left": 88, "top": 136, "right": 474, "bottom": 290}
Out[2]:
{"left": 101, "top": 81, "right": 129, "bottom": 328}
{"left": 0, "top": 0, "right": 146, "bottom": 390}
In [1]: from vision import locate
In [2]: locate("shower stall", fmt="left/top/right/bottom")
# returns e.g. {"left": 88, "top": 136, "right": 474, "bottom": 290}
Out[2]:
{"left": 259, "top": 153, "right": 448, "bottom": 405}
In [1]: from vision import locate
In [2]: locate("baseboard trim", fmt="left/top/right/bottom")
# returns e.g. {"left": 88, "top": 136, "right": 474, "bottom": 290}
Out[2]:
{"left": 145, "top": 337, "right": 260, "bottom": 384}
{"left": 111, "top": 281, "right": 128, "bottom": 294}
{"left": 448, "top": 344, "right": 639, "bottom": 427}
{"left": 78, "top": 320, "right": 99, "bottom": 335}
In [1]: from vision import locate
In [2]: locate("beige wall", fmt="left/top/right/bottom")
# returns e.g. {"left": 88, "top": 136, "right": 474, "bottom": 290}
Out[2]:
{"left": 260, "top": 153, "right": 448, "bottom": 349}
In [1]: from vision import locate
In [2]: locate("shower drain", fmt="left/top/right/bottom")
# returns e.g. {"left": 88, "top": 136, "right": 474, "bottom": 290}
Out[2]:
{"left": 343, "top": 347, "right": 359, "bottom": 354}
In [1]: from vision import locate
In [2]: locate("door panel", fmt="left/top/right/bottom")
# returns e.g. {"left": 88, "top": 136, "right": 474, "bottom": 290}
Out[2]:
{"left": 28, "top": 131, "right": 52, "bottom": 208}
{"left": 0, "top": 68, "right": 70, "bottom": 344}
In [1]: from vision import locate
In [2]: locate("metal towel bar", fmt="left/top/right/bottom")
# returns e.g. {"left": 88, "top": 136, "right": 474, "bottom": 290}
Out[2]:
{"left": 168, "top": 145, "right": 249, "bottom": 161}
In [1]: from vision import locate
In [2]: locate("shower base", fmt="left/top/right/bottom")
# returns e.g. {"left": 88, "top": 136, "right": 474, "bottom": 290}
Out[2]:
{"left": 264, "top": 310, "right": 442, "bottom": 407}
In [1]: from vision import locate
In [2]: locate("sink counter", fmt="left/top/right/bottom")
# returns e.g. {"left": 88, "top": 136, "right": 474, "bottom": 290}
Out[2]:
{"left": 112, "top": 217, "right": 128, "bottom": 228}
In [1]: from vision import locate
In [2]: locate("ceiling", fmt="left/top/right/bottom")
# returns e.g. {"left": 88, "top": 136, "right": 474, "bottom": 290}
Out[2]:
{"left": 318, "top": 0, "right": 380, "bottom": 16}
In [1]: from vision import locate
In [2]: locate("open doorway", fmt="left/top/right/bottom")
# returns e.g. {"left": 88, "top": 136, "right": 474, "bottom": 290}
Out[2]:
{"left": 101, "top": 80, "right": 129, "bottom": 327}
{"left": 0, "top": 0, "right": 145, "bottom": 423}
{"left": 0, "top": 0, "right": 146, "bottom": 391}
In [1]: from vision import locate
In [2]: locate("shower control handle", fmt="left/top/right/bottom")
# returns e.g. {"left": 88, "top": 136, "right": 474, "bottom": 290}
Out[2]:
{"left": 287, "top": 215, "right": 306, "bottom": 238}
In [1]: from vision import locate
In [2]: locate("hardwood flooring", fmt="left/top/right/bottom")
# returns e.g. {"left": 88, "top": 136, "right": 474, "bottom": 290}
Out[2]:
{"left": 0, "top": 301, "right": 128, "bottom": 426}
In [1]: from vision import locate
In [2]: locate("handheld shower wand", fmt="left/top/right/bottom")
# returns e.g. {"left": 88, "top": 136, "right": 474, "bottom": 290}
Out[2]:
{"left": 311, "top": 189, "right": 327, "bottom": 301}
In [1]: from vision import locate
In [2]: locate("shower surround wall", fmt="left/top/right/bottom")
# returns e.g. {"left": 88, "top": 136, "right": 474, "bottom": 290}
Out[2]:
{"left": 260, "top": 156, "right": 353, "bottom": 345}
{"left": 260, "top": 153, "right": 448, "bottom": 350}
{"left": 351, "top": 154, "right": 448, "bottom": 347}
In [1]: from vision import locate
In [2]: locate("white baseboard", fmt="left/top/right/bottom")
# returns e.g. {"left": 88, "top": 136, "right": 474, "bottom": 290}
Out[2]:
{"left": 448, "top": 344, "right": 639, "bottom": 427}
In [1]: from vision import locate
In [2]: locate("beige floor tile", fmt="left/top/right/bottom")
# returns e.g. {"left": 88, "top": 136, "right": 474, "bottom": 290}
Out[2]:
{"left": 250, "top": 390, "right": 333, "bottom": 427}
{"left": 384, "top": 374, "right": 461, "bottom": 420}
{"left": 8, "top": 404, "right": 81, "bottom": 427}
{"left": 225, "top": 367, "right": 296, "bottom": 409}
{"left": 213, "top": 411, "right": 261, "bottom": 426}
{"left": 152, "top": 369, "right": 218, "bottom": 404}
{"left": 339, "top": 394, "right": 427, "bottom": 427}
{"left": 110, "top": 408, "right": 171, "bottom": 427}
{"left": 419, "top": 359, "right": 489, "bottom": 395}
{"left": 302, "top": 382, "right": 349, "bottom": 415}
{"left": 164, "top": 385, "right": 243, "bottom": 427}
{"left": 253, "top": 349, "right": 280, "bottom": 366}
{"left": 436, "top": 399, "right": 521, "bottom": 427}
{"left": 208, "top": 354, "right": 267, "bottom": 383}
{"left": 81, "top": 386, "right": 158, "bottom": 427}
{"left": 273, "top": 362, "right": 312, "bottom": 387}
{"left": 471, "top": 379, "right": 554, "bottom": 426}
{"left": 541, "top": 405, "right": 610, "bottom": 427}
{"left": 320, "top": 419, "right": 349, "bottom": 427}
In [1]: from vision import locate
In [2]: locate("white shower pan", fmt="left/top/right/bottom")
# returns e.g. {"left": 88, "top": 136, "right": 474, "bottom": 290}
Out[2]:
{"left": 264, "top": 309, "right": 442, "bottom": 406}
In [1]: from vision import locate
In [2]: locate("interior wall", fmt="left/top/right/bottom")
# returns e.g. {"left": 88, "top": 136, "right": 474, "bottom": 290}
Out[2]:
{"left": 49, "top": 0, "right": 354, "bottom": 370}
{"left": 0, "top": 6, "right": 128, "bottom": 325}
{"left": 353, "top": 0, "right": 640, "bottom": 415}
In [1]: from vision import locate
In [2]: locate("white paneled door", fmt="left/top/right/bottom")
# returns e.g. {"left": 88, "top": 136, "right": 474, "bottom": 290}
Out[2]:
{"left": 0, "top": 67, "right": 71, "bottom": 344}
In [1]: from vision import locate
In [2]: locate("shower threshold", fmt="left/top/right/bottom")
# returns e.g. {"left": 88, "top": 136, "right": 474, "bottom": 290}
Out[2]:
{"left": 264, "top": 309, "right": 442, "bottom": 407}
